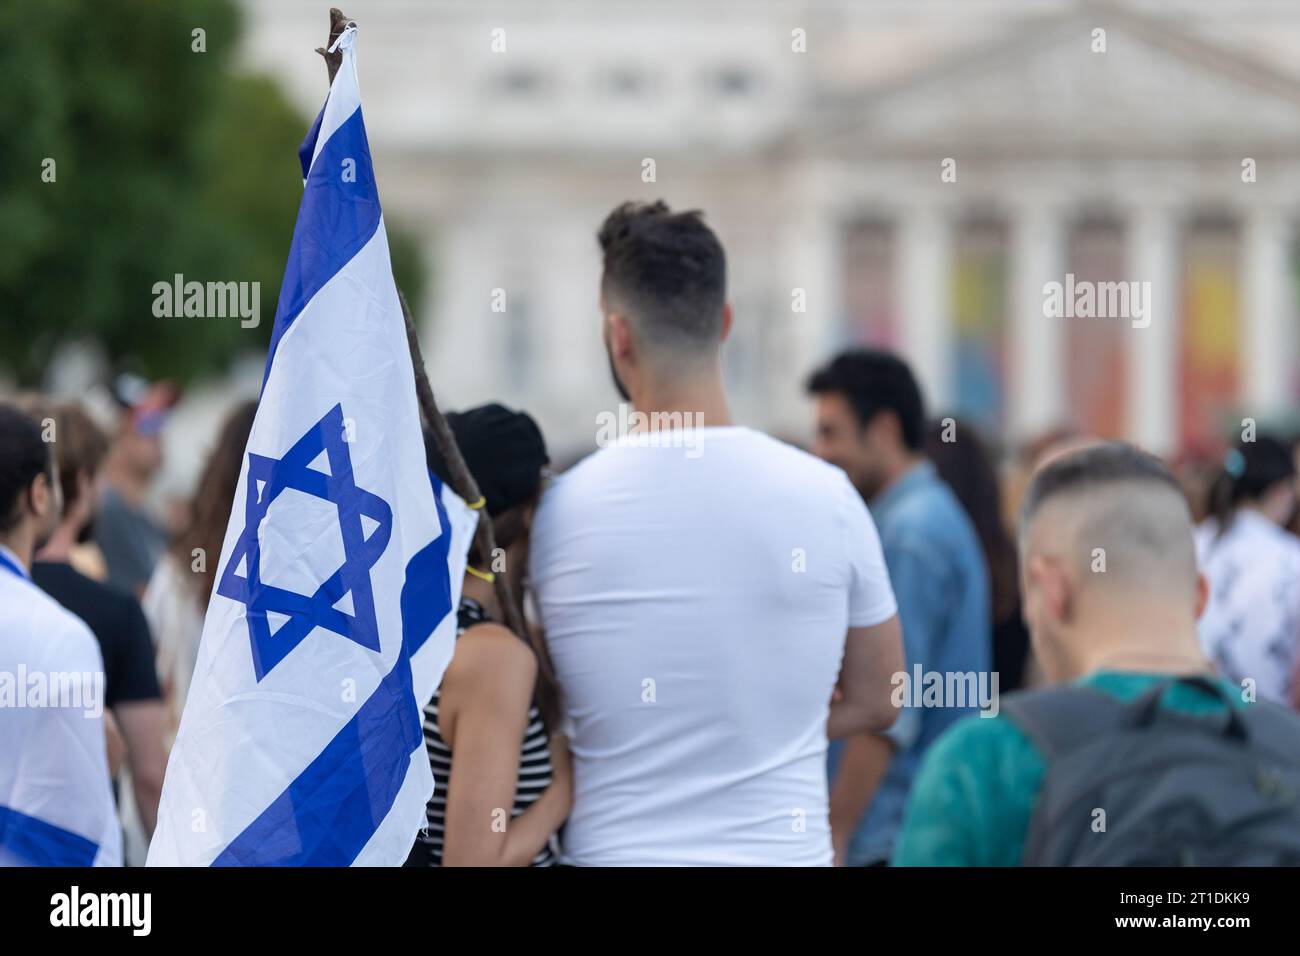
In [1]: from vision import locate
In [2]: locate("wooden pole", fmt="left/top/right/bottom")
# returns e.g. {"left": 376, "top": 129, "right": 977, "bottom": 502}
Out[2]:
{"left": 316, "top": 8, "right": 528, "bottom": 642}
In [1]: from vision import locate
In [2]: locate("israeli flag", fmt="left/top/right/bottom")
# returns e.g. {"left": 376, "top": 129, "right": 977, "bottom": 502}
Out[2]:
{"left": 147, "top": 27, "right": 477, "bottom": 866}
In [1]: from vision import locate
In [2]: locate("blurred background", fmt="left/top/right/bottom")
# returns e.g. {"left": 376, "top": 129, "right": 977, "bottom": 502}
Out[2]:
{"left": 4, "top": 0, "right": 1300, "bottom": 519}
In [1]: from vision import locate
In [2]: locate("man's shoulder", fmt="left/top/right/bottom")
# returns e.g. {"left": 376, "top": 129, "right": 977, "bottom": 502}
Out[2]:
{"left": 33, "top": 562, "right": 138, "bottom": 630}
{"left": 931, "top": 707, "right": 1040, "bottom": 764}
{"left": 545, "top": 429, "right": 853, "bottom": 501}
{"left": 911, "top": 707, "right": 1046, "bottom": 819}
{"left": 2, "top": 575, "right": 103, "bottom": 667}
{"left": 893, "top": 468, "right": 966, "bottom": 522}
{"left": 884, "top": 474, "right": 979, "bottom": 555}
{"left": 33, "top": 560, "right": 135, "bottom": 605}
{"left": 748, "top": 431, "right": 854, "bottom": 483}
{"left": 896, "top": 706, "right": 1044, "bottom": 866}
{"left": 709, "top": 428, "right": 857, "bottom": 492}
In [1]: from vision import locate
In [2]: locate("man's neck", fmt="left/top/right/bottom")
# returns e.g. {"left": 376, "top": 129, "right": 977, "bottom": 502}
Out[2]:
{"left": 1064, "top": 601, "right": 1210, "bottom": 680}
{"left": 0, "top": 530, "right": 34, "bottom": 572}
{"left": 873, "top": 452, "right": 925, "bottom": 503}
{"left": 35, "top": 521, "right": 78, "bottom": 564}
{"left": 627, "top": 372, "right": 733, "bottom": 429}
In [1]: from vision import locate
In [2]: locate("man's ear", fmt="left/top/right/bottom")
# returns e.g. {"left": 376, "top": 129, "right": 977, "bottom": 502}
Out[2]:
{"left": 863, "top": 409, "right": 901, "bottom": 450}
{"left": 28, "top": 472, "right": 51, "bottom": 521}
{"left": 608, "top": 312, "right": 635, "bottom": 363}
{"left": 1028, "top": 553, "right": 1072, "bottom": 625}
{"left": 719, "top": 302, "right": 734, "bottom": 343}
{"left": 1193, "top": 570, "right": 1209, "bottom": 620}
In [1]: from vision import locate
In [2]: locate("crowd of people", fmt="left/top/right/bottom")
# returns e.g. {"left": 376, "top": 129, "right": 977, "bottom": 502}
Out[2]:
{"left": 3, "top": 200, "right": 1300, "bottom": 866}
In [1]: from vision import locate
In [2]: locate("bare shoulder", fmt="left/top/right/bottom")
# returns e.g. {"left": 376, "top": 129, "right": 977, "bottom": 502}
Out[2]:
{"left": 442, "top": 623, "right": 537, "bottom": 699}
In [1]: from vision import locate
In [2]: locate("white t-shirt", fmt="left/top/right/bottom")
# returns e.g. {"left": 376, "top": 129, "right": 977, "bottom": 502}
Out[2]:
{"left": 0, "top": 546, "right": 122, "bottom": 866}
{"left": 142, "top": 553, "right": 207, "bottom": 745}
{"left": 1195, "top": 510, "right": 1300, "bottom": 706}
{"left": 529, "top": 426, "right": 896, "bottom": 865}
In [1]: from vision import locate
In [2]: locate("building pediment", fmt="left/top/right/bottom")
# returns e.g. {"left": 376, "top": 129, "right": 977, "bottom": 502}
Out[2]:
{"left": 799, "top": 5, "right": 1300, "bottom": 158}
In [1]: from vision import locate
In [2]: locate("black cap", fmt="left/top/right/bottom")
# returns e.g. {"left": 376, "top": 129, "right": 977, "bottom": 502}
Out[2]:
{"left": 425, "top": 403, "right": 549, "bottom": 517}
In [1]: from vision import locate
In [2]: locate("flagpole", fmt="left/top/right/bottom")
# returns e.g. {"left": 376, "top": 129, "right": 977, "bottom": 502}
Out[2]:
{"left": 315, "top": 8, "right": 529, "bottom": 645}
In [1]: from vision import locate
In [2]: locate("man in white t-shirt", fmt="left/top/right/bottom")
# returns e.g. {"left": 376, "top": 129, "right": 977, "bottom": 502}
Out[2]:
{"left": 530, "top": 201, "right": 903, "bottom": 865}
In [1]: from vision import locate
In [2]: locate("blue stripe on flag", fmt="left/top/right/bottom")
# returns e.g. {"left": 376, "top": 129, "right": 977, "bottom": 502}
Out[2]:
{"left": 298, "top": 106, "right": 325, "bottom": 180}
{"left": 0, "top": 805, "right": 98, "bottom": 867}
{"left": 263, "top": 106, "right": 383, "bottom": 391}
{"left": 214, "top": 473, "right": 455, "bottom": 866}
{"left": 212, "top": 648, "right": 423, "bottom": 866}
{"left": 402, "top": 471, "right": 455, "bottom": 656}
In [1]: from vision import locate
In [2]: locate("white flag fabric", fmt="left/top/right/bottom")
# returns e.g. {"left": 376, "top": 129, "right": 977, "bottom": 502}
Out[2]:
{"left": 147, "top": 28, "right": 477, "bottom": 866}
{"left": 0, "top": 546, "right": 122, "bottom": 867}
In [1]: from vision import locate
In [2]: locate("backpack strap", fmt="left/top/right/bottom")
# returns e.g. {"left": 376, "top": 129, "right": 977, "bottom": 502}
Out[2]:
{"left": 1127, "top": 674, "right": 1249, "bottom": 742}
{"left": 998, "top": 685, "right": 1131, "bottom": 761}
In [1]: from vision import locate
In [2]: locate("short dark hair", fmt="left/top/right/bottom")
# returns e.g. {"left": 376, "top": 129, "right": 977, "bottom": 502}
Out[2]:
{"left": 18, "top": 401, "right": 107, "bottom": 513}
{"left": 1020, "top": 442, "right": 1183, "bottom": 527}
{"left": 806, "top": 349, "right": 926, "bottom": 451}
{"left": 0, "top": 402, "right": 53, "bottom": 534}
{"left": 597, "top": 200, "right": 727, "bottom": 349}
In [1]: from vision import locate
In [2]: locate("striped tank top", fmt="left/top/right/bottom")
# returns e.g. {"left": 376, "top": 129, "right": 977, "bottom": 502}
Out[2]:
{"left": 406, "top": 597, "right": 557, "bottom": 866}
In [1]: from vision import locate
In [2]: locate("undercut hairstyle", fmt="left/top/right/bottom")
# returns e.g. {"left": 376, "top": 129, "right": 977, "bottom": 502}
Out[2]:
{"left": 806, "top": 349, "right": 926, "bottom": 451}
{"left": 0, "top": 402, "right": 53, "bottom": 534}
{"left": 597, "top": 200, "right": 727, "bottom": 350}
{"left": 1019, "top": 442, "right": 1196, "bottom": 589}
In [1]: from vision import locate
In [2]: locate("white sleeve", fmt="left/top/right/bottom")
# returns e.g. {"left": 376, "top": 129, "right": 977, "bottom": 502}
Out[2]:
{"left": 840, "top": 474, "right": 897, "bottom": 628}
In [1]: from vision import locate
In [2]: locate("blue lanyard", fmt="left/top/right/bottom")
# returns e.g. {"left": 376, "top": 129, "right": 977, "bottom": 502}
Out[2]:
{"left": 0, "top": 548, "right": 29, "bottom": 581}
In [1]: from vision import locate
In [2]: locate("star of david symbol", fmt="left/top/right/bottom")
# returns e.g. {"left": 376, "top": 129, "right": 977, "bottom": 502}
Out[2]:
{"left": 216, "top": 403, "right": 393, "bottom": 681}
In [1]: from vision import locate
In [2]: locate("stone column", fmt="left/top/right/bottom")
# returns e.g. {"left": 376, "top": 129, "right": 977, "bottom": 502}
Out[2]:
{"left": 895, "top": 204, "right": 953, "bottom": 412}
{"left": 1008, "top": 202, "right": 1067, "bottom": 439}
{"left": 1126, "top": 204, "right": 1180, "bottom": 455}
{"left": 1240, "top": 207, "right": 1293, "bottom": 418}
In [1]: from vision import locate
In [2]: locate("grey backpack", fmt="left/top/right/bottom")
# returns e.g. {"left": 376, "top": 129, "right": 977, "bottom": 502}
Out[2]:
{"left": 1000, "top": 675, "right": 1300, "bottom": 866}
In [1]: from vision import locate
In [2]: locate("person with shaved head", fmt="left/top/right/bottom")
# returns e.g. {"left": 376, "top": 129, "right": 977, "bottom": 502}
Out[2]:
{"left": 1016, "top": 441, "right": 1206, "bottom": 683}
{"left": 894, "top": 442, "right": 1300, "bottom": 866}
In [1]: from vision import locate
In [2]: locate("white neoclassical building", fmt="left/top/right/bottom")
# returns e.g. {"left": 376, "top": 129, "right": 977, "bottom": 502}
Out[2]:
{"left": 242, "top": 0, "right": 1300, "bottom": 459}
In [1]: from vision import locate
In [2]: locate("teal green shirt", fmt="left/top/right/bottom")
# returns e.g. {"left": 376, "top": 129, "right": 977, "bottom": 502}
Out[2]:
{"left": 892, "top": 671, "right": 1245, "bottom": 866}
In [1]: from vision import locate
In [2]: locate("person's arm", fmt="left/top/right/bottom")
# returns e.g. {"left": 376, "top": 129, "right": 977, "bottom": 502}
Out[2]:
{"left": 104, "top": 708, "right": 126, "bottom": 779}
{"left": 439, "top": 625, "right": 571, "bottom": 866}
{"left": 828, "top": 617, "right": 904, "bottom": 738}
{"left": 113, "top": 596, "right": 167, "bottom": 834}
{"left": 829, "top": 732, "right": 894, "bottom": 865}
{"left": 115, "top": 701, "right": 166, "bottom": 835}
{"left": 829, "top": 533, "right": 944, "bottom": 852}
{"left": 830, "top": 473, "right": 903, "bottom": 739}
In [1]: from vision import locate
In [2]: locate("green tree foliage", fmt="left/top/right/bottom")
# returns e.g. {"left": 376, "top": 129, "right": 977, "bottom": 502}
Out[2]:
{"left": 0, "top": 0, "right": 425, "bottom": 386}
